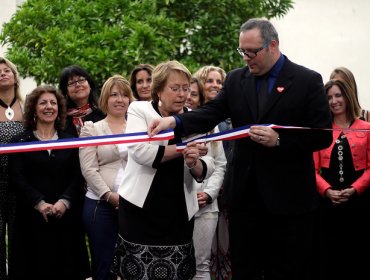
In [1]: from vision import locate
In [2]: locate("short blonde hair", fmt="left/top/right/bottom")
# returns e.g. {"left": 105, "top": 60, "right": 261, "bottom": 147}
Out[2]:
{"left": 0, "top": 57, "right": 22, "bottom": 102}
{"left": 99, "top": 75, "right": 133, "bottom": 114}
{"left": 193, "top": 65, "right": 226, "bottom": 87}
{"left": 151, "top": 60, "right": 192, "bottom": 103}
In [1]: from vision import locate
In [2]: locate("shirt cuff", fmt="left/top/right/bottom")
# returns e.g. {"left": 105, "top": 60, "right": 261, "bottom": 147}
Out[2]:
{"left": 59, "top": 198, "right": 71, "bottom": 209}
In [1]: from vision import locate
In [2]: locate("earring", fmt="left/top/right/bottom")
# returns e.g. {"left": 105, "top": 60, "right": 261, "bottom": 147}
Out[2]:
{"left": 158, "top": 100, "right": 162, "bottom": 107}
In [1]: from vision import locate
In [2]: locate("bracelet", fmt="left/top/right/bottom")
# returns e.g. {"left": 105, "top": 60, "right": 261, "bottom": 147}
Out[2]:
{"left": 106, "top": 192, "right": 113, "bottom": 203}
{"left": 186, "top": 159, "right": 197, "bottom": 170}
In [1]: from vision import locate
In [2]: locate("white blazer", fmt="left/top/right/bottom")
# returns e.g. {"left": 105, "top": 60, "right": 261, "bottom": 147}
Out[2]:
{"left": 118, "top": 101, "right": 215, "bottom": 220}
{"left": 194, "top": 126, "right": 227, "bottom": 217}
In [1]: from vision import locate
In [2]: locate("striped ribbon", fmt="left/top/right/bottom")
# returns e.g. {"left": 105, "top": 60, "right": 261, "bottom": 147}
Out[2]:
{"left": 0, "top": 129, "right": 174, "bottom": 154}
{"left": 175, "top": 124, "right": 300, "bottom": 151}
{"left": 1, "top": 124, "right": 369, "bottom": 154}
{"left": 175, "top": 124, "right": 370, "bottom": 151}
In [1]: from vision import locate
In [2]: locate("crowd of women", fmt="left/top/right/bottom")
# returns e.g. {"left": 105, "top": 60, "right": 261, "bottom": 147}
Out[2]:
{"left": 0, "top": 54, "right": 370, "bottom": 280}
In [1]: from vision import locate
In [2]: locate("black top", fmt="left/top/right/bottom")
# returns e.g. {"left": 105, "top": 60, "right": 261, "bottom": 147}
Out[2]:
{"left": 119, "top": 103, "right": 194, "bottom": 246}
{"left": 9, "top": 130, "right": 90, "bottom": 279}
{"left": 321, "top": 132, "right": 363, "bottom": 190}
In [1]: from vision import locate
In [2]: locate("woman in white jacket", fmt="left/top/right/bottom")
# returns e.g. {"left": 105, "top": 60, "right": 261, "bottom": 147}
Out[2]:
{"left": 111, "top": 61, "right": 215, "bottom": 280}
{"left": 186, "top": 76, "right": 227, "bottom": 280}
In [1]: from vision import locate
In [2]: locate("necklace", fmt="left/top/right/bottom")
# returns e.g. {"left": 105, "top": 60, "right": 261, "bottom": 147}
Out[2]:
{"left": 0, "top": 96, "right": 17, "bottom": 120}
{"left": 34, "top": 130, "right": 57, "bottom": 140}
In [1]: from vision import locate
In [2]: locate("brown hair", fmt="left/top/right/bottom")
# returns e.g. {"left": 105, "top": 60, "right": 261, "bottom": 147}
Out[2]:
{"left": 329, "top": 66, "right": 359, "bottom": 107}
{"left": 129, "top": 64, "right": 154, "bottom": 100}
{"left": 324, "top": 79, "right": 361, "bottom": 121}
{"left": 23, "top": 85, "right": 66, "bottom": 130}
{"left": 190, "top": 77, "right": 205, "bottom": 107}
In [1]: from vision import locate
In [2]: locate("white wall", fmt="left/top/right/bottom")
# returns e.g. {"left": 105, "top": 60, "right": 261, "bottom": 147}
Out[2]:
{"left": 271, "top": 0, "right": 370, "bottom": 109}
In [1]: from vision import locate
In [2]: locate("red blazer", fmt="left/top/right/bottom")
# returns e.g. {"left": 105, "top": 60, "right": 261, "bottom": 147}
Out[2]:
{"left": 314, "top": 119, "right": 370, "bottom": 195}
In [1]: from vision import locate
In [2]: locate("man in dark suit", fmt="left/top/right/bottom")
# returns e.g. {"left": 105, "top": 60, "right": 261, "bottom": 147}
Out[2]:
{"left": 148, "top": 18, "right": 332, "bottom": 280}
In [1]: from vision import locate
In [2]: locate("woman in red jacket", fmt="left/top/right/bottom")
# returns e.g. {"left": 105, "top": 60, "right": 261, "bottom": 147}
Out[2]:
{"left": 314, "top": 79, "right": 370, "bottom": 280}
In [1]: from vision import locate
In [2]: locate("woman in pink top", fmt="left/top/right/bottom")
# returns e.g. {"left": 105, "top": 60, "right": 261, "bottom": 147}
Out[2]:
{"left": 314, "top": 79, "right": 370, "bottom": 280}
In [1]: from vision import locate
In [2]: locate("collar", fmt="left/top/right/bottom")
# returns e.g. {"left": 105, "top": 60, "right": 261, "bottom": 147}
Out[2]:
{"left": 269, "top": 53, "right": 285, "bottom": 78}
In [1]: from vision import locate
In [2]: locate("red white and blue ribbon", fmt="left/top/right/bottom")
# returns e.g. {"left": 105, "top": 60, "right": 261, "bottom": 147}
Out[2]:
{"left": 175, "top": 124, "right": 307, "bottom": 151}
{"left": 0, "top": 129, "right": 174, "bottom": 154}
{"left": 2, "top": 124, "right": 369, "bottom": 154}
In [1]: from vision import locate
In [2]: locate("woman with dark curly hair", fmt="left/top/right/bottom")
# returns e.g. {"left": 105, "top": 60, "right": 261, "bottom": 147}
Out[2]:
{"left": 59, "top": 65, "right": 105, "bottom": 136}
{"left": 8, "top": 85, "right": 90, "bottom": 280}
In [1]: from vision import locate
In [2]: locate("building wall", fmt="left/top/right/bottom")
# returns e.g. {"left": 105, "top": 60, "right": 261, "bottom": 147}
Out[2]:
{"left": 1, "top": 0, "right": 370, "bottom": 108}
{"left": 271, "top": 0, "right": 370, "bottom": 109}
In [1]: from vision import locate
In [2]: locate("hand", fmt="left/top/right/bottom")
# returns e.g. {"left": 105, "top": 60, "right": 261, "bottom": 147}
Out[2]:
{"left": 197, "top": 143, "right": 208, "bottom": 157}
{"left": 52, "top": 200, "right": 67, "bottom": 219}
{"left": 249, "top": 125, "right": 279, "bottom": 147}
{"left": 325, "top": 187, "right": 356, "bottom": 205}
{"left": 107, "top": 192, "right": 120, "bottom": 208}
{"left": 38, "top": 203, "right": 54, "bottom": 222}
{"left": 148, "top": 116, "right": 176, "bottom": 137}
{"left": 183, "top": 142, "right": 200, "bottom": 169}
{"left": 197, "top": 192, "right": 211, "bottom": 208}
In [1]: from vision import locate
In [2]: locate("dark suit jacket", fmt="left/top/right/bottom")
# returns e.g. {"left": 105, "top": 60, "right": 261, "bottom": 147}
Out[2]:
{"left": 178, "top": 57, "right": 332, "bottom": 216}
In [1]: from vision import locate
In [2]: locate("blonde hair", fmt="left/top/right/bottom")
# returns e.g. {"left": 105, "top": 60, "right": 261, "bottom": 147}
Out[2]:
{"left": 0, "top": 57, "right": 22, "bottom": 102}
{"left": 99, "top": 75, "right": 133, "bottom": 114}
{"left": 193, "top": 65, "right": 226, "bottom": 87}
{"left": 151, "top": 60, "right": 192, "bottom": 103}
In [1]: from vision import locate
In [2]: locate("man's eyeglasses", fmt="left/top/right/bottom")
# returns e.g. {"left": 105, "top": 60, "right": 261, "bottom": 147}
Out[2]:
{"left": 67, "top": 77, "right": 87, "bottom": 87}
{"left": 168, "top": 86, "right": 191, "bottom": 94}
{"left": 236, "top": 41, "right": 270, "bottom": 59}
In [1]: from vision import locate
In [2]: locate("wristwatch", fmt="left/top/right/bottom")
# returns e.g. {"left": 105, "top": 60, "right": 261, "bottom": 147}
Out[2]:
{"left": 275, "top": 136, "right": 280, "bottom": 147}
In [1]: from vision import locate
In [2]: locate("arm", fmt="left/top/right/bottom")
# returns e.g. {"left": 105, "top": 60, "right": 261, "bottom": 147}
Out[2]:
{"left": 129, "top": 103, "right": 181, "bottom": 166}
{"left": 202, "top": 140, "right": 227, "bottom": 201}
{"left": 313, "top": 151, "right": 331, "bottom": 196}
{"left": 183, "top": 142, "right": 206, "bottom": 180}
{"left": 148, "top": 116, "right": 176, "bottom": 137}
{"left": 79, "top": 122, "right": 111, "bottom": 199}
{"left": 349, "top": 128, "right": 370, "bottom": 194}
{"left": 197, "top": 140, "right": 227, "bottom": 207}
{"left": 280, "top": 72, "right": 332, "bottom": 153}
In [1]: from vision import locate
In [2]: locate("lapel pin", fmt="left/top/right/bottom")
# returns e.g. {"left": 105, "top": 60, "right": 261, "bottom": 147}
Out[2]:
{"left": 277, "top": 86, "right": 285, "bottom": 93}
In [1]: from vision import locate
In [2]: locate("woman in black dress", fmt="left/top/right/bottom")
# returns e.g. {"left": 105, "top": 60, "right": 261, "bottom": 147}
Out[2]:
{"left": 9, "top": 85, "right": 90, "bottom": 280}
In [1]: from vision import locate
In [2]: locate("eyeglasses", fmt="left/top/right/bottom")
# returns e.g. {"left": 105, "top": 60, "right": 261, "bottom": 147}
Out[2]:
{"left": 67, "top": 77, "right": 87, "bottom": 87}
{"left": 168, "top": 86, "right": 191, "bottom": 94}
{"left": 236, "top": 41, "right": 270, "bottom": 58}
